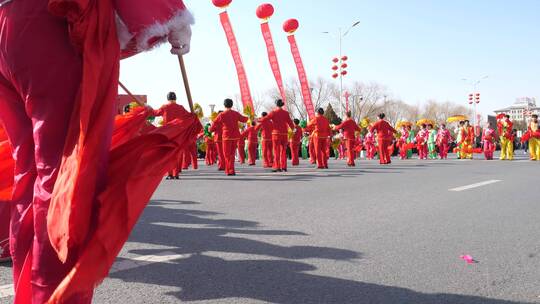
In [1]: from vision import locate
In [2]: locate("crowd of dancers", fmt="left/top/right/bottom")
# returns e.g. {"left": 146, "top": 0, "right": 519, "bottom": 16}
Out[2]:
{"left": 150, "top": 92, "right": 540, "bottom": 179}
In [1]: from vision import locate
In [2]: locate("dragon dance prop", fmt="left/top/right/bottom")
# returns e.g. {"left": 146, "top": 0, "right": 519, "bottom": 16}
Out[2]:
{"left": 212, "top": 0, "right": 254, "bottom": 113}
{"left": 283, "top": 18, "right": 315, "bottom": 119}
{"left": 257, "top": 3, "right": 286, "bottom": 103}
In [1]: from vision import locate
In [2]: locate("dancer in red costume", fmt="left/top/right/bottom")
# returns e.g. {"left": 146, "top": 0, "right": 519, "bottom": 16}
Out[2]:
{"left": 290, "top": 119, "right": 303, "bottom": 166}
{"left": 416, "top": 124, "right": 429, "bottom": 160}
{"left": 370, "top": 113, "right": 398, "bottom": 165}
{"left": 213, "top": 99, "right": 248, "bottom": 176}
{"left": 334, "top": 111, "right": 361, "bottom": 167}
{"left": 259, "top": 100, "right": 295, "bottom": 172}
{"left": 0, "top": 202, "right": 9, "bottom": 262}
{"left": 210, "top": 112, "right": 226, "bottom": 171}
{"left": 203, "top": 124, "right": 217, "bottom": 166}
{"left": 0, "top": 0, "right": 197, "bottom": 302}
{"left": 256, "top": 112, "right": 274, "bottom": 168}
{"left": 154, "top": 92, "right": 190, "bottom": 179}
{"left": 241, "top": 121, "right": 259, "bottom": 166}
{"left": 436, "top": 123, "right": 452, "bottom": 160}
{"left": 307, "top": 108, "right": 331, "bottom": 169}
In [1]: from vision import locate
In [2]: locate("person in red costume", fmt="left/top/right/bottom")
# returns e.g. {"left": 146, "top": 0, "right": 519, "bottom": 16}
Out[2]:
{"left": 154, "top": 92, "right": 190, "bottom": 179}
{"left": 307, "top": 108, "right": 331, "bottom": 169}
{"left": 334, "top": 111, "right": 361, "bottom": 167}
{"left": 255, "top": 112, "right": 274, "bottom": 168}
{"left": 259, "top": 100, "right": 295, "bottom": 172}
{"left": 0, "top": 0, "right": 195, "bottom": 302}
{"left": 213, "top": 99, "right": 248, "bottom": 176}
{"left": 370, "top": 113, "right": 398, "bottom": 165}
{"left": 241, "top": 121, "right": 259, "bottom": 166}
{"left": 210, "top": 111, "right": 226, "bottom": 171}
{"left": 203, "top": 123, "right": 217, "bottom": 166}
{"left": 290, "top": 119, "right": 303, "bottom": 166}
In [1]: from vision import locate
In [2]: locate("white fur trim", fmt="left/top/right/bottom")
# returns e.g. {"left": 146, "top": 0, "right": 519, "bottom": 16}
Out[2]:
{"left": 115, "top": 14, "right": 134, "bottom": 50}
{"left": 136, "top": 9, "right": 194, "bottom": 52}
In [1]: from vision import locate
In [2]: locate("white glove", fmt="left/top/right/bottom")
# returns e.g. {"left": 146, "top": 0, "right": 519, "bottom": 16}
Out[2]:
{"left": 169, "top": 25, "right": 192, "bottom": 56}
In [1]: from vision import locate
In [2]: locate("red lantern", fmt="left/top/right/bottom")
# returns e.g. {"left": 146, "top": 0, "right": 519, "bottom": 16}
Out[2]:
{"left": 341, "top": 56, "right": 348, "bottom": 61}
{"left": 332, "top": 65, "right": 338, "bottom": 71}
{"left": 332, "top": 73, "right": 339, "bottom": 79}
{"left": 332, "top": 57, "right": 339, "bottom": 63}
{"left": 283, "top": 19, "right": 299, "bottom": 33}
{"left": 469, "top": 101, "right": 473, "bottom": 105}
{"left": 212, "top": 0, "right": 232, "bottom": 8}
{"left": 256, "top": 3, "right": 274, "bottom": 19}
{"left": 341, "top": 70, "right": 348, "bottom": 76}
{"left": 341, "top": 63, "right": 348, "bottom": 69}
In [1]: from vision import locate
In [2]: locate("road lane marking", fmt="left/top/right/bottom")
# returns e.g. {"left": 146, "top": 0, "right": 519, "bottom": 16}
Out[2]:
{"left": 0, "top": 251, "right": 190, "bottom": 299}
{"left": 449, "top": 180, "right": 502, "bottom": 192}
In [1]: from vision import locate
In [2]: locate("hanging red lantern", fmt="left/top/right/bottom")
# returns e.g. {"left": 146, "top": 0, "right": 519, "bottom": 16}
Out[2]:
{"left": 256, "top": 3, "right": 274, "bottom": 19}
{"left": 341, "top": 56, "right": 348, "bottom": 61}
{"left": 212, "top": 0, "right": 232, "bottom": 8}
{"left": 332, "top": 73, "right": 339, "bottom": 79}
{"left": 341, "top": 63, "right": 348, "bottom": 69}
{"left": 332, "top": 57, "right": 339, "bottom": 63}
{"left": 283, "top": 19, "right": 299, "bottom": 34}
{"left": 332, "top": 65, "right": 339, "bottom": 71}
{"left": 341, "top": 70, "right": 348, "bottom": 76}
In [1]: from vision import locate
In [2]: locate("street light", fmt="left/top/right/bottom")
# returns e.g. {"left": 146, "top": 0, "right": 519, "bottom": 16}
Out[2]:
{"left": 462, "top": 76, "right": 488, "bottom": 129}
{"left": 323, "top": 20, "right": 361, "bottom": 118}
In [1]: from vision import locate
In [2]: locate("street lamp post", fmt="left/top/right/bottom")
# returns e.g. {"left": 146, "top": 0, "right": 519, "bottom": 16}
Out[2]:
{"left": 324, "top": 21, "right": 360, "bottom": 118}
{"left": 462, "top": 76, "right": 488, "bottom": 129}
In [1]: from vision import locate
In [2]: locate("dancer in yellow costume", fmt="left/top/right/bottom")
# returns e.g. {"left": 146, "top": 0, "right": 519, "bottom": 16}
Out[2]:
{"left": 459, "top": 120, "right": 474, "bottom": 159}
{"left": 527, "top": 114, "right": 540, "bottom": 161}
{"left": 497, "top": 114, "right": 514, "bottom": 160}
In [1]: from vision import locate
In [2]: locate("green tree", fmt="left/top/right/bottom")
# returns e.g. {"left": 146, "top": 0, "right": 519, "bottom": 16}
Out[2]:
{"left": 325, "top": 104, "right": 342, "bottom": 125}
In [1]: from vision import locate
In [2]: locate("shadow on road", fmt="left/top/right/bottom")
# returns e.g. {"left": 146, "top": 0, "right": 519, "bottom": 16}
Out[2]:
{"left": 111, "top": 201, "right": 532, "bottom": 304}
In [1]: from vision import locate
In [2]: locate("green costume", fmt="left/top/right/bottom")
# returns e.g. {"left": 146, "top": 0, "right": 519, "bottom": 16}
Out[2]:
{"left": 407, "top": 130, "right": 415, "bottom": 159}
{"left": 428, "top": 129, "right": 438, "bottom": 159}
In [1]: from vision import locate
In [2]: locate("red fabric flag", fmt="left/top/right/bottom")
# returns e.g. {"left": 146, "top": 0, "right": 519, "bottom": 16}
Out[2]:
{"left": 111, "top": 107, "right": 151, "bottom": 150}
{"left": 218, "top": 11, "right": 254, "bottom": 112}
{"left": 260, "top": 22, "right": 286, "bottom": 102}
{"left": 0, "top": 139, "right": 13, "bottom": 201}
{"left": 287, "top": 35, "right": 315, "bottom": 119}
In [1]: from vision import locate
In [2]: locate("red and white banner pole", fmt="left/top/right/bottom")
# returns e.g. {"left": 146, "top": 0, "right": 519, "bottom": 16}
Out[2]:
{"left": 257, "top": 3, "right": 286, "bottom": 104}
{"left": 212, "top": 0, "right": 254, "bottom": 113}
{"left": 283, "top": 19, "right": 315, "bottom": 120}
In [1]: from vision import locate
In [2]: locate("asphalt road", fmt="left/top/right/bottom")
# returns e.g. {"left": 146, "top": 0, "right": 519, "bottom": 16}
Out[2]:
{"left": 1, "top": 152, "right": 539, "bottom": 304}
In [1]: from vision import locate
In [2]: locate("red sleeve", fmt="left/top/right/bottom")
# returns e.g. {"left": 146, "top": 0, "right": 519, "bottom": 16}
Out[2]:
{"left": 153, "top": 106, "right": 164, "bottom": 117}
{"left": 237, "top": 112, "right": 249, "bottom": 123}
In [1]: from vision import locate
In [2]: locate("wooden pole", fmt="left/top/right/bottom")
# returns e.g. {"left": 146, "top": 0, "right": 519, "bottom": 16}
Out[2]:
{"left": 118, "top": 81, "right": 145, "bottom": 107}
{"left": 178, "top": 55, "right": 194, "bottom": 113}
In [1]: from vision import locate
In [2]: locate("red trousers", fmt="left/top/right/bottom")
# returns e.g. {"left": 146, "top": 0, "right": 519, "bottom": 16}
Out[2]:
{"left": 168, "top": 150, "right": 182, "bottom": 177}
{"left": 365, "top": 143, "right": 376, "bottom": 159}
{"left": 417, "top": 144, "right": 428, "bottom": 159}
{"left": 0, "top": 1, "right": 94, "bottom": 302}
{"left": 439, "top": 143, "right": 449, "bottom": 159}
{"left": 216, "top": 140, "right": 225, "bottom": 170}
{"left": 315, "top": 137, "right": 329, "bottom": 168}
{"left": 223, "top": 139, "right": 238, "bottom": 175}
{"left": 238, "top": 141, "right": 246, "bottom": 164}
{"left": 290, "top": 141, "right": 300, "bottom": 166}
{"left": 309, "top": 137, "right": 316, "bottom": 164}
{"left": 272, "top": 135, "right": 288, "bottom": 170}
{"left": 247, "top": 141, "right": 258, "bottom": 165}
{"left": 377, "top": 138, "right": 392, "bottom": 164}
{"left": 205, "top": 141, "right": 216, "bottom": 165}
{"left": 345, "top": 139, "right": 356, "bottom": 166}
{"left": 261, "top": 139, "right": 273, "bottom": 168}
{"left": 182, "top": 141, "right": 198, "bottom": 170}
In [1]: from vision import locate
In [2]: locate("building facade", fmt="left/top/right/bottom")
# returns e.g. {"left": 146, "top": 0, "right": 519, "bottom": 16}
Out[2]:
{"left": 494, "top": 97, "right": 539, "bottom": 121}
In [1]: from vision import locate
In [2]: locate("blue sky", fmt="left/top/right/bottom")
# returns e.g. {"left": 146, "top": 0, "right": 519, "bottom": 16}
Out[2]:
{"left": 119, "top": 0, "right": 540, "bottom": 116}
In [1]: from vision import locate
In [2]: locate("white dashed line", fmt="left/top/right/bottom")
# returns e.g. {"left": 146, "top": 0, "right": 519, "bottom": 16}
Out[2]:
{"left": 449, "top": 180, "right": 502, "bottom": 192}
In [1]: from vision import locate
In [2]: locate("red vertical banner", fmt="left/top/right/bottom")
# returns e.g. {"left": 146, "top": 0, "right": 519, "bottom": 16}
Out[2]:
{"left": 218, "top": 11, "right": 254, "bottom": 112}
{"left": 260, "top": 22, "right": 286, "bottom": 103}
{"left": 286, "top": 34, "right": 315, "bottom": 119}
